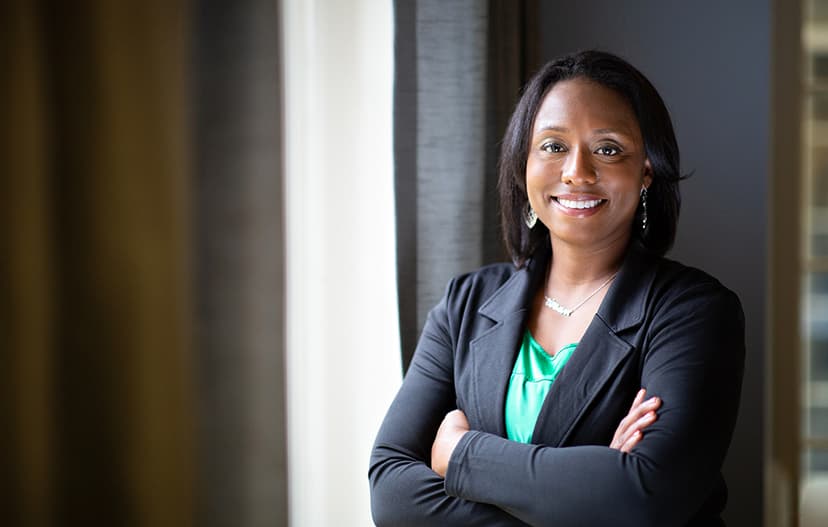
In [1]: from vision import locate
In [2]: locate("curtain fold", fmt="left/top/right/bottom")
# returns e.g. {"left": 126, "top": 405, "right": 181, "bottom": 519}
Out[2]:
{"left": 395, "top": 0, "right": 539, "bottom": 371}
{"left": 2, "top": 1, "right": 289, "bottom": 525}
{"left": 1, "top": 3, "right": 54, "bottom": 525}
{"left": 46, "top": 2, "right": 194, "bottom": 525}
{"left": 192, "top": 1, "right": 287, "bottom": 526}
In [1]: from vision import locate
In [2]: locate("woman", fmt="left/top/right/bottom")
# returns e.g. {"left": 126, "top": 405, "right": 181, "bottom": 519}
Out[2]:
{"left": 369, "top": 50, "right": 745, "bottom": 526}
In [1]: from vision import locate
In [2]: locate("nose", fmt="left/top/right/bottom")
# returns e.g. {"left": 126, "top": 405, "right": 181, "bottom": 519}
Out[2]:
{"left": 561, "top": 146, "right": 597, "bottom": 185}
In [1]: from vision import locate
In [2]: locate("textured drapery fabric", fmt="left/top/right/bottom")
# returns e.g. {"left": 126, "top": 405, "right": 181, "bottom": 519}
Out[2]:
{"left": 395, "top": 0, "right": 538, "bottom": 371}
{"left": 1, "top": 1, "right": 194, "bottom": 525}
{"left": 0, "top": 1, "right": 287, "bottom": 526}
{"left": 192, "top": 2, "right": 287, "bottom": 526}
{"left": 1, "top": 4, "right": 55, "bottom": 524}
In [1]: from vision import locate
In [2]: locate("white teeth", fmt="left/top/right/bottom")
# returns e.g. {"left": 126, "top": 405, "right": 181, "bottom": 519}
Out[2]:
{"left": 557, "top": 198, "right": 603, "bottom": 210}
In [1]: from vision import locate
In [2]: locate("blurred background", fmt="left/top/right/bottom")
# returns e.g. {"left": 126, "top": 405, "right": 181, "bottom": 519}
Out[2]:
{"left": 1, "top": 0, "right": 826, "bottom": 526}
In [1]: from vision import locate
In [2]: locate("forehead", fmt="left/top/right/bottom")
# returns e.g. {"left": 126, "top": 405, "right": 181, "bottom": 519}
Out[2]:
{"left": 532, "top": 78, "right": 641, "bottom": 137}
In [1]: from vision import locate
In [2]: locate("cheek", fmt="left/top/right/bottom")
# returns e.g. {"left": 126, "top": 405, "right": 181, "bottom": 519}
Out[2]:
{"left": 603, "top": 174, "right": 643, "bottom": 212}
{"left": 525, "top": 156, "right": 558, "bottom": 188}
{"left": 525, "top": 157, "right": 540, "bottom": 180}
{"left": 524, "top": 160, "right": 545, "bottom": 195}
{"left": 613, "top": 187, "right": 643, "bottom": 219}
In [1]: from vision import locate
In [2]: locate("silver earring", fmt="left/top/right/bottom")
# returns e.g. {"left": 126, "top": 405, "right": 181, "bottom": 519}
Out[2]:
{"left": 640, "top": 187, "right": 648, "bottom": 232}
{"left": 525, "top": 204, "right": 538, "bottom": 229}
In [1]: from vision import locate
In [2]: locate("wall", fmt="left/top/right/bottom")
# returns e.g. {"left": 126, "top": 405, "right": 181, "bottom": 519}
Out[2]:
{"left": 537, "top": 2, "right": 769, "bottom": 526}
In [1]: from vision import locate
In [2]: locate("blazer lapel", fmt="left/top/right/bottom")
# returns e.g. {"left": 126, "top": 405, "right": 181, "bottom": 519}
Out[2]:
{"left": 468, "top": 310, "right": 527, "bottom": 436}
{"left": 531, "top": 317, "right": 633, "bottom": 446}
{"left": 531, "top": 244, "right": 658, "bottom": 446}
{"left": 468, "top": 249, "right": 548, "bottom": 437}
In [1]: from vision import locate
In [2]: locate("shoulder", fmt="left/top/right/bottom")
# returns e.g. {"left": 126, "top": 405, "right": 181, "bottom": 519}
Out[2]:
{"left": 448, "top": 262, "right": 517, "bottom": 292}
{"left": 639, "top": 254, "right": 745, "bottom": 340}
{"left": 603, "top": 246, "right": 743, "bottom": 332}
{"left": 419, "top": 261, "right": 523, "bottom": 346}
{"left": 635, "top": 256, "right": 746, "bottom": 389}
{"left": 650, "top": 256, "right": 742, "bottom": 311}
{"left": 440, "top": 261, "right": 519, "bottom": 310}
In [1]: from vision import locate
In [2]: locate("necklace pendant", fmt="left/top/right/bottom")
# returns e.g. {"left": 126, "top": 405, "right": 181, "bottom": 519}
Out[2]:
{"left": 543, "top": 271, "right": 618, "bottom": 318}
{"left": 544, "top": 295, "right": 573, "bottom": 317}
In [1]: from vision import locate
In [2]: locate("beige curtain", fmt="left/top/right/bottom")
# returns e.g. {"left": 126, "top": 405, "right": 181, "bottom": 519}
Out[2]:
{"left": 1, "top": 1, "right": 194, "bottom": 525}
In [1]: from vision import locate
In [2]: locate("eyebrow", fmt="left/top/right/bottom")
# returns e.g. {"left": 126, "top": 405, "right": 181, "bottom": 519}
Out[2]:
{"left": 535, "top": 125, "right": 569, "bottom": 133}
{"left": 534, "top": 124, "right": 632, "bottom": 137}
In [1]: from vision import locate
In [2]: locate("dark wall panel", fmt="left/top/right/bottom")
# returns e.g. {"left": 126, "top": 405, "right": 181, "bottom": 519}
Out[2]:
{"left": 537, "top": 2, "right": 769, "bottom": 526}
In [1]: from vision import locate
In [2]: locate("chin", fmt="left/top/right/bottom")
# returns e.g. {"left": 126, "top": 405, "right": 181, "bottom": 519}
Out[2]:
{"left": 548, "top": 229, "right": 597, "bottom": 247}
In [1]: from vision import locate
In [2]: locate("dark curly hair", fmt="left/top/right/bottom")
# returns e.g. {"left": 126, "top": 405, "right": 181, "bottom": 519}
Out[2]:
{"left": 498, "top": 50, "right": 683, "bottom": 268}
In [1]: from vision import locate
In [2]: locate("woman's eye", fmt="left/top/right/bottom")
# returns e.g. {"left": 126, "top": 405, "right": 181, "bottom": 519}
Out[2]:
{"left": 542, "top": 142, "right": 565, "bottom": 153}
{"left": 596, "top": 145, "right": 620, "bottom": 156}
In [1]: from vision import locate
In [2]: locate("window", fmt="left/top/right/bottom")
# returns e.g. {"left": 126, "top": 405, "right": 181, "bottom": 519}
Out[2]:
{"left": 801, "top": 1, "right": 828, "bottom": 524}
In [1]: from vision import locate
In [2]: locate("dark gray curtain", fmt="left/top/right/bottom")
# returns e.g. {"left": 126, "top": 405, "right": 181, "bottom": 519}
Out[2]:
{"left": 395, "top": 0, "right": 538, "bottom": 371}
{"left": 193, "top": 1, "right": 287, "bottom": 526}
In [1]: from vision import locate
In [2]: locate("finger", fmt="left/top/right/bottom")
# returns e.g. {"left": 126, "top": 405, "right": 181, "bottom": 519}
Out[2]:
{"left": 631, "top": 410, "right": 657, "bottom": 432}
{"left": 454, "top": 409, "right": 470, "bottom": 430}
{"left": 613, "top": 429, "right": 639, "bottom": 452}
{"left": 619, "top": 410, "right": 659, "bottom": 449}
{"left": 643, "top": 396, "right": 661, "bottom": 413}
{"left": 618, "top": 391, "right": 647, "bottom": 432}
{"left": 627, "top": 396, "right": 661, "bottom": 422}
{"left": 628, "top": 388, "right": 646, "bottom": 412}
{"left": 612, "top": 394, "right": 661, "bottom": 451}
{"left": 443, "top": 409, "right": 462, "bottom": 423}
{"left": 619, "top": 430, "right": 642, "bottom": 453}
{"left": 444, "top": 409, "right": 470, "bottom": 431}
{"left": 615, "top": 406, "right": 659, "bottom": 446}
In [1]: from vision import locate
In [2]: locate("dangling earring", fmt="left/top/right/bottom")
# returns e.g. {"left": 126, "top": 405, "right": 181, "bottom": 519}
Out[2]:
{"left": 640, "top": 187, "right": 648, "bottom": 233}
{"left": 525, "top": 203, "right": 538, "bottom": 229}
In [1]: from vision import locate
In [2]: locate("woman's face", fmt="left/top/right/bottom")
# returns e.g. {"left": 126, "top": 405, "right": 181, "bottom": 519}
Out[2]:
{"left": 526, "top": 77, "right": 652, "bottom": 251}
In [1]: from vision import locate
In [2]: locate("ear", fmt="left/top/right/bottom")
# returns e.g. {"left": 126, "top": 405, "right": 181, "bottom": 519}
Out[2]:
{"left": 642, "top": 159, "right": 653, "bottom": 189}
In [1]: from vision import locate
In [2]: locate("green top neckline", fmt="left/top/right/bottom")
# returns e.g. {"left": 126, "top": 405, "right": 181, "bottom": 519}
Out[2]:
{"left": 525, "top": 331, "right": 577, "bottom": 363}
{"left": 504, "top": 330, "right": 578, "bottom": 443}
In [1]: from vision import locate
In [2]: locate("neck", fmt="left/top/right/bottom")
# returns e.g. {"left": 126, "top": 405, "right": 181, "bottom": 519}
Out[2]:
{"left": 547, "top": 235, "right": 628, "bottom": 288}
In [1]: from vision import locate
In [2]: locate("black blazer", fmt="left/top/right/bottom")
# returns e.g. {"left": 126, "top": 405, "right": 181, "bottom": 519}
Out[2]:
{"left": 369, "top": 244, "right": 745, "bottom": 527}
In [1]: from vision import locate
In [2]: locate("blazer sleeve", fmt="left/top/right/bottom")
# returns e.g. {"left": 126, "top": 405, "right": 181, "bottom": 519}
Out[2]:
{"left": 442, "top": 281, "right": 745, "bottom": 527}
{"left": 369, "top": 278, "right": 529, "bottom": 527}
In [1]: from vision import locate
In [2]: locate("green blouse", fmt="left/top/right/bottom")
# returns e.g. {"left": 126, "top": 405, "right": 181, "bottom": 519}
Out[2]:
{"left": 504, "top": 330, "right": 578, "bottom": 443}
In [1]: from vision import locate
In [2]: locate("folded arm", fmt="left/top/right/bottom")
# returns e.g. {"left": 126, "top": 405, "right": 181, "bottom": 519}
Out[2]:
{"left": 369, "top": 281, "right": 530, "bottom": 526}
{"left": 370, "top": 277, "right": 744, "bottom": 527}
{"left": 442, "top": 283, "right": 745, "bottom": 526}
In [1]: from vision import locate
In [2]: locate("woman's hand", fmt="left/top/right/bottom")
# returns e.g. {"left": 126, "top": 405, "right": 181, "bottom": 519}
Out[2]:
{"left": 431, "top": 391, "right": 657, "bottom": 477}
{"left": 431, "top": 409, "right": 470, "bottom": 477}
{"left": 610, "top": 388, "right": 661, "bottom": 452}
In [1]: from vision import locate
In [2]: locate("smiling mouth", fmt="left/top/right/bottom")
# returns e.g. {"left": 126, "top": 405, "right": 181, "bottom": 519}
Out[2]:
{"left": 554, "top": 197, "right": 606, "bottom": 210}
